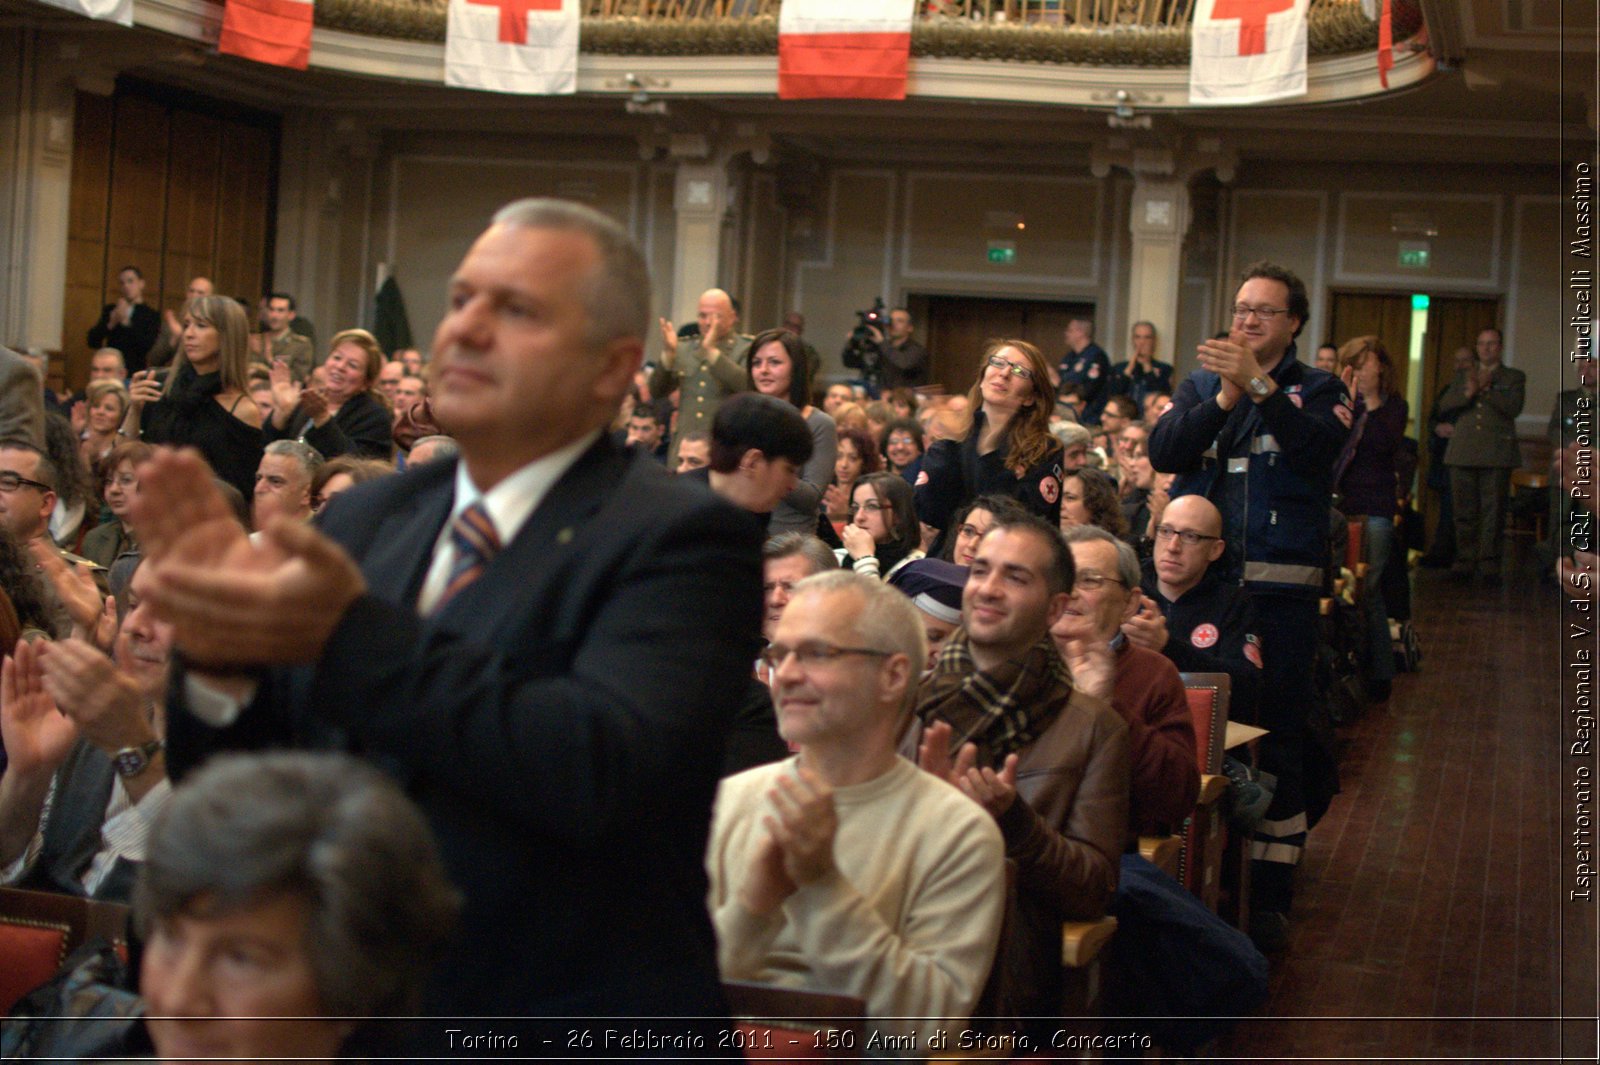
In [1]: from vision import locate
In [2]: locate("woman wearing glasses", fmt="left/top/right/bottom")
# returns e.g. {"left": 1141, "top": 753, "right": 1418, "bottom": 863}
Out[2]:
{"left": 840, "top": 471, "right": 924, "bottom": 581}
{"left": 915, "top": 339, "right": 1063, "bottom": 554}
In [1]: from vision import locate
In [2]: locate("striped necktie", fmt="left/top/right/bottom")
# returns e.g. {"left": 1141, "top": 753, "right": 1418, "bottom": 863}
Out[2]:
{"left": 435, "top": 501, "right": 500, "bottom": 612}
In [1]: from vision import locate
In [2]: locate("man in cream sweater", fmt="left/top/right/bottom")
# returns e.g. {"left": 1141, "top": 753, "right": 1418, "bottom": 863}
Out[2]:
{"left": 707, "top": 570, "right": 1005, "bottom": 1055}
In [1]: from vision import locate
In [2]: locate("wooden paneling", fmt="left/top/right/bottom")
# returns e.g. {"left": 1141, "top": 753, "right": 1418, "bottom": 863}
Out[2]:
{"left": 160, "top": 114, "right": 222, "bottom": 317}
{"left": 923, "top": 294, "right": 1092, "bottom": 393}
{"left": 63, "top": 93, "right": 115, "bottom": 375}
{"left": 59, "top": 85, "right": 278, "bottom": 390}
{"left": 214, "top": 122, "right": 274, "bottom": 307}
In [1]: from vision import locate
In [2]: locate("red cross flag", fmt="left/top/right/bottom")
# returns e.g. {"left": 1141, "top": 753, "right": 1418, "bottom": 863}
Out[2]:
{"left": 445, "top": 0, "right": 580, "bottom": 95}
{"left": 34, "top": 0, "right": 131, "bottom": 26}
{"left": 778, "top": 0, "right": 916, "bottom": 101}
{"left": 1189, "top": 0, "right": 1309, "bottom": 106}
{"left": 219, "top": 0, "right": 315, "bottom": 70}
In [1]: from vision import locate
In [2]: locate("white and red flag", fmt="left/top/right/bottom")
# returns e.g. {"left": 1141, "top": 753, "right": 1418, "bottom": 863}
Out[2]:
{"left": 219, "top": 0, "right": 315, "bottom": 70}
{"left": 445, "top": 0, "right": 580, "bottom": 95}
{"left": 778, "top": 0, "right": 915, "bottom": 101}
{"left": 34, "top": 0, "right": 131, "bottom": 26}
{"left": 1189, "top": 0, "right": 1309, "bottom": 106}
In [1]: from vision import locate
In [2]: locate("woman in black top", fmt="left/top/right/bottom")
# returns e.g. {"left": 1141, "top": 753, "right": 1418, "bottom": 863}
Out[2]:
{"left": 265, "top": 328, "right": 394, "bottom": 460}
{"left": 914, "top": 339, "right": 1064, "bottom": 553}
{"left": 122, "top": 295, "right": 264, "bottom": 500}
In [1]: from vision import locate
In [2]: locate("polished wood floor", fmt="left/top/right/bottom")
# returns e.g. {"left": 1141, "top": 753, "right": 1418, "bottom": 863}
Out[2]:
{"left": 1219, "top": 544, "right": 1591, "bottom": 1063}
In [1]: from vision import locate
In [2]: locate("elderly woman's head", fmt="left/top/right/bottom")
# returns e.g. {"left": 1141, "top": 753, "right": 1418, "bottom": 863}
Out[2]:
{"left": 136, "top": 752, "right": 460, "bottom": 1063}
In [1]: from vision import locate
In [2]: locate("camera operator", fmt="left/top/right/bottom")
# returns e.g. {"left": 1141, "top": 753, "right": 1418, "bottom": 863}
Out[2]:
{"left": 869, "top": 307, "right": 930, "bottom": 390}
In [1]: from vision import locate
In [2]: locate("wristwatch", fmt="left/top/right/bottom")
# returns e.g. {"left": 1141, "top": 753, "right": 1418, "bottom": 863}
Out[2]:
{"left": 1247, "top": 376, "right": 1272, "bottom": 397}
{"left": 112, "top": 738, "right": 164, "bottom": 779}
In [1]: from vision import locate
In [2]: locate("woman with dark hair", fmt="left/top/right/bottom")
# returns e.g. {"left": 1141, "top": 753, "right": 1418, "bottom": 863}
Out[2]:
{"left": 137, "top": 751, "right": 461, "bottom": 1062}
{"left": 880, "top": 417, "right": 924, "bottom": 485}
{"left": 1336, "top": 335, "right": 1409, "bottom": 700}
{"left": 823, "top": 425, "right": 883, "bottom": 526}
{"left": 265, "top": 328, "right": 394, "bottom": 460}
{"left": 914, "top": 339, "right": 1064, "bottom": 554}
{"left": 841, "top": 471, "right": 924, "bottom": 581}
{"left": 747, "top": 328, "right": 837, "bottom": 535}
{"left": 941, "top": 493, "right": 1029, "bottom": 566}
{"left": 311, "top": 456, "right": 393, "bottom": 513}
{"left": 1060, "top": 467, "right": 1130, "bottom": 540}
{"left": 43, "top": 413, "right": 97, "bottom": 548}
{"left": 0, "top": 526, "right": 55, "bottom": 651}
{"left": 123, "top": 294, "right": 264, "bottom": 500}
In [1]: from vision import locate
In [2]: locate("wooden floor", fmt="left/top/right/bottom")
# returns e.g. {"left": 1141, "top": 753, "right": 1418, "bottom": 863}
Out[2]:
{"left": 1217, "top": 544, "right": 1592, "bottom": 1063}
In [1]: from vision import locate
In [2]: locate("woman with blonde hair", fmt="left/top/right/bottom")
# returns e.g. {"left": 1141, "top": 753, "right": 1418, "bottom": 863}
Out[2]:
{"left": 265, "top": 328, "right": 394, "bottom": 460}
{"left": 914, "top": 339, "right": 1065, "bottom": 553}
{"left": 76, "top": 379, "right": 129, "bottom": 477}
{"left": 122, "top": 294, "right": 263, "bottom": 499}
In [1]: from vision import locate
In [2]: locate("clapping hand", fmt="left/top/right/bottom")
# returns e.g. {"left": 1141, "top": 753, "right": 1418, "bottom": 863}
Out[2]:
{"left": 0, "top": 641, "right": 76, "bottom": 779}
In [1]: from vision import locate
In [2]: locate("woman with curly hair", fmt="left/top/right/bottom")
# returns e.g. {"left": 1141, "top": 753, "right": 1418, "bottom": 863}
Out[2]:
{"left": 0, "top": 526, "right": 56, "bottom": 654}
{"left": 914, "top": 339, "right": 1064, "bottom": 554}
{"left": 823, "top": 425, "right": 882, "bottom": 526}
{"left": 1060, "top": 467, "right": 1129, "bottom": 540}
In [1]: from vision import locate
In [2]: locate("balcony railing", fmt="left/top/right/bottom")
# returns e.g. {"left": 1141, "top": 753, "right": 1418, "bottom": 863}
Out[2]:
{"left": 315, "top": 0, "right": 1405, "bottom": 65}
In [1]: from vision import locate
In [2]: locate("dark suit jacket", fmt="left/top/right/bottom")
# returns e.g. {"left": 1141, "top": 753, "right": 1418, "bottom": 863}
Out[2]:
{"left": 167, "top": 435, "right": 763, "bottom": 1018}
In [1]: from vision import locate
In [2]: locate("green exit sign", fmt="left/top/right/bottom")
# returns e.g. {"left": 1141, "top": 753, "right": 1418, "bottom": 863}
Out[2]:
{"left": 1398, "top": 242, "right": 1430, "bottom": 269}
{"left": 987, "top": 242, "right": 1016, "bottom": 265}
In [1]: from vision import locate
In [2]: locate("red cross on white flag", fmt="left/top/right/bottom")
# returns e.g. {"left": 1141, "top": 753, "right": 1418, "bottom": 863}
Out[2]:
{"left": 1190, "top": 0, "right": 1309, "bottom": 106}
{"left": 445, "top": 0, "right": 579, "bottom": 95}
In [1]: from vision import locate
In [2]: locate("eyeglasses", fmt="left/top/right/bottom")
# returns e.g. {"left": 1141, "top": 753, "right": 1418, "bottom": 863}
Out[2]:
{"left": 1154, "top": 524, "right": 1221, "bottom": 548}
{"left": 760, "top": 641, "right": 892, "bottom": 670}
{"left": 1073, "top": 572, "right": 1127, "bottom": 592}
{"left": 0, "top": 471, "right": 52, "bottom": 494}
{"left": 849, "top": 500, "right": 889, "bottom": 515}
{"left": 1231, "top": 305, "right": 1289, "bottom": 321}
{"left": 986, "top": 354, "right": 1035, "bottom": 381}
{"left": 105, "top": 473, "right": 138, "bottom": 490}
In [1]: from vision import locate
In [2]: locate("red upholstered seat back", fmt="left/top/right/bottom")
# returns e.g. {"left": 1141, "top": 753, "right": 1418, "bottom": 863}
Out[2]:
{"left": 0, "top": 918, "right": 71, "bottom": 1014}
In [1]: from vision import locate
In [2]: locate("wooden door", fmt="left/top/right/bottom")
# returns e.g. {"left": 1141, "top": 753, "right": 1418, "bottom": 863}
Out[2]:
{"left": 921, "top": 294, "right": 1094, "bottom": 395}
{"left": 1327, "top": 290, "right": 1415, "bottom": 401}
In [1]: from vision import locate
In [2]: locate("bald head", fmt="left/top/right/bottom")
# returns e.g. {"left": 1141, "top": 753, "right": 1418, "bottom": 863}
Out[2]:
{"left": 697, "top": 289, "right": 737, "bottom": 339}
{"left": 1153, "top": 494, "right": 1225, "bottom": 599}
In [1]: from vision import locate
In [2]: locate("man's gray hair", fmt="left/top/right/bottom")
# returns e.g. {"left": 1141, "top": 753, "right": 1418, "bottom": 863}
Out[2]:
{"left": 134, "top": 751, "right": 461, "bottom": 1018}
{"left": 792, "top": 570, "right": 926, "bottom": 703}
{"left": 408, "top": 435, "right": 460, "bottom": 462}
{"left": 1061, "top": 524, "right": 1141, "bottom": 589}
{"left": 491, "top": 198, "right": 651, "bottom": 349}
{"left": 1054, "top": 422, "right": 1093, "bottom": 449}
{"left": 762, "top": 532, "right": 837, "bottom": 576}
{"left": 264, "top": 438, "right": 325, "bottom": 479}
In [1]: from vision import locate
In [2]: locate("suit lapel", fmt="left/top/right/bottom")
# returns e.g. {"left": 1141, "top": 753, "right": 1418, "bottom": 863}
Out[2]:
{"left": 360, "top": 476, "right": 455, "bottom": 610}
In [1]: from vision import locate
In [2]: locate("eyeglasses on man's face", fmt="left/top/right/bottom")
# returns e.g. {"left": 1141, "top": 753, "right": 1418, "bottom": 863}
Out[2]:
{"left": 1154, "top": 525, "right": 1221, "bottom": 548}
{"left": 986, "top": 354, "right": 1035, "bottom": 381}
{"left": 760, "top": 641, "right": 892, "bottom": 670}
{"left": 1231, "top": 305, "right": 1289, "bottom": 321}
{"left": 0, "top": 471, "right": 51, "bottom": 494}
{"left": 1072, "top": 571, "right": 1127, "bottom": 592}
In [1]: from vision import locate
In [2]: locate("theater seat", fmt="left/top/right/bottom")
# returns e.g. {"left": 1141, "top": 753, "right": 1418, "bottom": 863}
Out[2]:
{"left": 1177, "top": 674, "right": 1232, "bottom": 912}
{"left": 0, "top": 887, "right": 131, "bottom": 1014}
{"left": 721, "top": 981, "right": 866, "bottom": 1060}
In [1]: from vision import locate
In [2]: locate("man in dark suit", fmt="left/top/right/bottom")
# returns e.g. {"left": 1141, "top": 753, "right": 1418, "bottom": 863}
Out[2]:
{"left": 86, "top": 265, "right": 161, "bottom": 375}
{"left": 132, "top": 200, "right": 761, "bottom": 1033}
{"left": 1436, "top": 327, "right": 1526, "bottom": 581}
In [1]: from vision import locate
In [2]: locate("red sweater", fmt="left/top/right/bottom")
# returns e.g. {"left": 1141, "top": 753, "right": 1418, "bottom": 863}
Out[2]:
{"left": 1112, "top": 640, "right": 1200, "bottom": 835}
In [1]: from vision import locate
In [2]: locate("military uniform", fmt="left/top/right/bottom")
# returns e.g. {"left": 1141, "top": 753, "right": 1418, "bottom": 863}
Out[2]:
{"left": 667, "top": 332, "right": 752, "bottom": 459}
{"left": 1437, "top": 363, "right": 1526, "bottom": 577}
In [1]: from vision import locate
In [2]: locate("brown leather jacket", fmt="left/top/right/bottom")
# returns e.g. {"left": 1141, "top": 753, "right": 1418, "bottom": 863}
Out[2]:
{"left": 903, "top": 688, "right": 1129, "bottom": 1018}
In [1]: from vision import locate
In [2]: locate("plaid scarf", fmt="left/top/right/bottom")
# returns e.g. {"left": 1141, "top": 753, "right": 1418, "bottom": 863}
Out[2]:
{"left": 916, "top": 628, "right": 1074, "bottom": 764}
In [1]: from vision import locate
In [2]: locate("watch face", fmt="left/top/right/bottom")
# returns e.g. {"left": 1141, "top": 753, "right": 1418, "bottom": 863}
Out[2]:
{"left": 113, "top": 749, "right": 146, "bottom": 777}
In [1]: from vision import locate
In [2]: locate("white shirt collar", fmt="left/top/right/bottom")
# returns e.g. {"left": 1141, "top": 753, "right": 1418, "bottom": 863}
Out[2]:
{"left": 447, "top": 429, "right": 602, "bottom": 547}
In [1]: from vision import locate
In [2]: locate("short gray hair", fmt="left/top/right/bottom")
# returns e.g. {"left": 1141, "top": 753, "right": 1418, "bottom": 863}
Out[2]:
{"left": 1061, "top": 524, "right": 1141, "bottom": 589}
{"left": 792, "top": 570, "right": 926, "bottom": 707}
{"left": 135, "top": 752, "right": 460, "bottom": 1018}
{"left": 264, "top": 438, "right": 325, "bottom": 480}
{"left": 1054, "top": 422, "right": 1093, "bottom": 449}
{"left": 763, "top": 532, "right": 837, "bottom": 576}
{"left": 407, "top": 435, "right": 459, "bottom": 463}
{"left": 491, "top": 198, "right": 651, "bottom": 349}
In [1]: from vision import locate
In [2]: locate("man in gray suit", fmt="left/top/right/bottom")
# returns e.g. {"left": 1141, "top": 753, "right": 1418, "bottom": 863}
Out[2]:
{"left": 1437, "top": 327, "right": 1526, "bottom": 580}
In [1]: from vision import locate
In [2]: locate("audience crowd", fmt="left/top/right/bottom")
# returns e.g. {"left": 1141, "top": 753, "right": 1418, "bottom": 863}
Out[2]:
{"left": 0, "top": 197, "right": 1555, "bottom": 1059}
